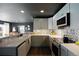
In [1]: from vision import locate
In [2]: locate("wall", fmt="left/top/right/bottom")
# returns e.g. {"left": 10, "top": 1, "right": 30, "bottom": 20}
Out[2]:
{"left": 9, "top": 22, "right": 33, "bottom": 32}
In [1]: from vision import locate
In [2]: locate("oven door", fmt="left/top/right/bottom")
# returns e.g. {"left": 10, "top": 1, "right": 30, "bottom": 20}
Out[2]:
{"left": 52, "top": 41, "right": 59, "bottom": 56}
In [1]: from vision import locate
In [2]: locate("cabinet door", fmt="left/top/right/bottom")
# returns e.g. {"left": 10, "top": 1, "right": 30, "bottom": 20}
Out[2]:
{"left": 42, "top": 36, "right": 49, "bottom": 46}
{"left": 18, "top": 41, "right": 27, "bottom": 56}
{"left": 31, "top": 36, "right": 49, "bottom": 47}
{"left": 48, "top": 17, "right": 53, "bottom": 29}
{"left": 28, "top": 37, "right": 31, "bottom": 50}
{"left": 34, "top": 18, "right": 48, "bottom": 30}
{"left": 31, "top": 36, "right": 42, "bottom": 47}
{"left": 34, "top": 19, "right": 40, "bottom": 30}
{"left": 49, "top": 37, "right": 52, "bottom": 51}
{"left": 68, "top": 50, "right": 76, "bottom": 56}
{"left": 40, "top": 19, "right": 48, "bottom": 29}
{"left": 70, "top": 3, "right": 79, "bottom": 29}
{"left": 61, "top": 45, "right": 68, "bottom": 56}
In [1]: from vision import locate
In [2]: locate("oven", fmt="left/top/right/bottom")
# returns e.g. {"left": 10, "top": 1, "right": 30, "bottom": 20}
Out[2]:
{"left": 52, "top": 40, "right": 61, "bottom": 56}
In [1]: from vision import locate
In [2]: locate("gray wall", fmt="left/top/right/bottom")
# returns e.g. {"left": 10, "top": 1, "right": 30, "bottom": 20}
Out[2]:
{"left": 9, "top": 22, "right": 33, "bottom": 32}
{"left": 0, "top": 3, "right": 33, "bottom": 23}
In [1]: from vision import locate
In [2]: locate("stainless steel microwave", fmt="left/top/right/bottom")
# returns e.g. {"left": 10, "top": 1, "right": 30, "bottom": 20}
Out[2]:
{"left": 57, "top": 13, "right": 70, "bottom": 27}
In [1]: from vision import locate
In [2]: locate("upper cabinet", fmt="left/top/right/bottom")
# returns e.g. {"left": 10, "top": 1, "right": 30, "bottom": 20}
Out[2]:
{"left": 33, "top": 18, "right": 48, "bottom": 30}
{"left": 53, "top": 3, "right": 79, "bottom": 30}
{"left": 48, "top": 17, "right": 53, "bottom": 29}
{"left": 70, "top": 3, "right": 79, "bottom": 29}
{"left": 53, "top": 4, "right": 70, "bottom": 20}
{"left": 53, "top": 4, "right": 70, "bottom": 29}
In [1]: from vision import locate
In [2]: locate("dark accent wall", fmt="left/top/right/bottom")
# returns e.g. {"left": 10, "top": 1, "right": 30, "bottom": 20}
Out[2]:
{"left": 9, "top": 22, "right": 33, "bottom": 32}
{"left": 0, "top": 20, "right": 33, "bottom": 32}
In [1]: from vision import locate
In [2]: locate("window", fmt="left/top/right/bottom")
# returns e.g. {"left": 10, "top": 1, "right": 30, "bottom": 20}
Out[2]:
{"left": 27, "top": 25, "right": 30, "bottom": 30}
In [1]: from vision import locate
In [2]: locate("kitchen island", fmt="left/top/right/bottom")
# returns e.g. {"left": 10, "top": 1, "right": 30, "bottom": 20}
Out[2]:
{"left": 0, "top": 33, "right": 31, "bottom": 56}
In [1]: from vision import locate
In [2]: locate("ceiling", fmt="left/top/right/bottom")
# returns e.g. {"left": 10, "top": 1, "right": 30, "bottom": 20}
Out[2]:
{"left": 27, "top": 3, "right": 66, "bottom": 18}
{"left": 0, "top": 3, "right": 65, "bottom": 23}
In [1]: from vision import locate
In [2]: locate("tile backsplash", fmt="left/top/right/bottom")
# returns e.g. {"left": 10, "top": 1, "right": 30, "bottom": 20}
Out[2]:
{"left": 59, "top": 27, "right": 79, "bottom": 41}
{"left": 34, "top": 28, "right": 79, "bottom": 41}
{"left": 33, "top": 29, "right": 52, "bottom": 34}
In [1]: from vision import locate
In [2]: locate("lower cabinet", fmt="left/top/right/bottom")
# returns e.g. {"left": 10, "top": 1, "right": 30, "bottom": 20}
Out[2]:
{"left": 28, "top": 37, "right": 31, "bottom": 49}
{"left": 61, "top": 45, "right": 68, "bottom": 56}
{"left": 61, "top": 45, "right": 76, "bottom": 56}
{"left": 18, "top": 41, "right": 27, "bottom": 56}
{"left": 67, "top": 50, "right": 76, "bottom": 56}
{"left": 18, "top": 38, "right": 31, "bottom": 56}
{"left": 0, "top": 38, "right": 31, "bottom": 56}
{"left": 49, "top": 37, "right": 53, "bottom": 54}
{"left": 31, "top": 36, "right": 49, "bottom": 47}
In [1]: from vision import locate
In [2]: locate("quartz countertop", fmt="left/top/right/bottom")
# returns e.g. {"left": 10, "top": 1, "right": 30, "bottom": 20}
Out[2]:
{"left": 0, "top": 34, "right": 21, "bottom": 39}
{"left": 32, "top": 34, "right": 63, "bottom": 44}
{"left": 32, "top": 34, "right": 63, "bottom": 38}
{"left": 61, "top": 43, "right": 79, "bottom": 56}
{"left": 0, "top": 33, "right": 63, "bottom": 47}
{"left": 0, "top": 37, "right": 25, "bottom": 47}
{"left": 0, "top": 34, "right": 31, "bottom": 47}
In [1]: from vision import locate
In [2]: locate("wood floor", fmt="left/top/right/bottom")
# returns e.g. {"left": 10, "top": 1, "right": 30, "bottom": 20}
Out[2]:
{"left": 27, "top": 47, "right": 52, "bottom": 56}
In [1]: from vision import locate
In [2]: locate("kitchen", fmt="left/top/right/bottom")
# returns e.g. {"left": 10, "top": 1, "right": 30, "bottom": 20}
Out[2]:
{"left": 0, "top": 3, "right": 79, "bottom": 56}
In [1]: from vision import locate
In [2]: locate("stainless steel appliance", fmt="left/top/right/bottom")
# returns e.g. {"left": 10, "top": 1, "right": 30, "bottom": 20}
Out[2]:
{"left": 57, "top": 13, "right": 70, "bottom": 28}
{"left": 52, "top": 39, "right": 61, "bottom": 56}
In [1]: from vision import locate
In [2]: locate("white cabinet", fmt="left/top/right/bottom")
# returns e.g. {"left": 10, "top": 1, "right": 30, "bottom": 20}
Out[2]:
{"left": 17, "top": 37, "right": 31, "bottom": 56}
{"left": 18, "top": 41, "right": 27, "bottom": 56}
{"left": 67, "top": 50, "right": 76, "bottom": 56}
{"left": 61, "top": 44, "right": 76, "bottom": 56}
{"left": 28, "top": 37, "right": 31, "bottom": 50}
{"left": 53, "top": 4, "right": 70, "bottom": 29}
{"left": 53, "top": 4, "right": 69, "bottom": 20}
{"left": 34, "top": 18, "right": 48, "bottom": 30}
{"left": 61, "top": 45, "right": 68, "bottom": 56}
{"left": 69, "top": 3, "right": 79, "bottom": 29}
{"left": 48, "top": 17, "right": 53, "bottom": 29}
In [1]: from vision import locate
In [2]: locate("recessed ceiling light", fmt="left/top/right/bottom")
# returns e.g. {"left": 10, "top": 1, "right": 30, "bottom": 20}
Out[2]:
{"left": 20, "top": 10, "right": 24, "bottom": 13}
{"left": 40, "top": 10, "right": 44, "bottom": 13}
